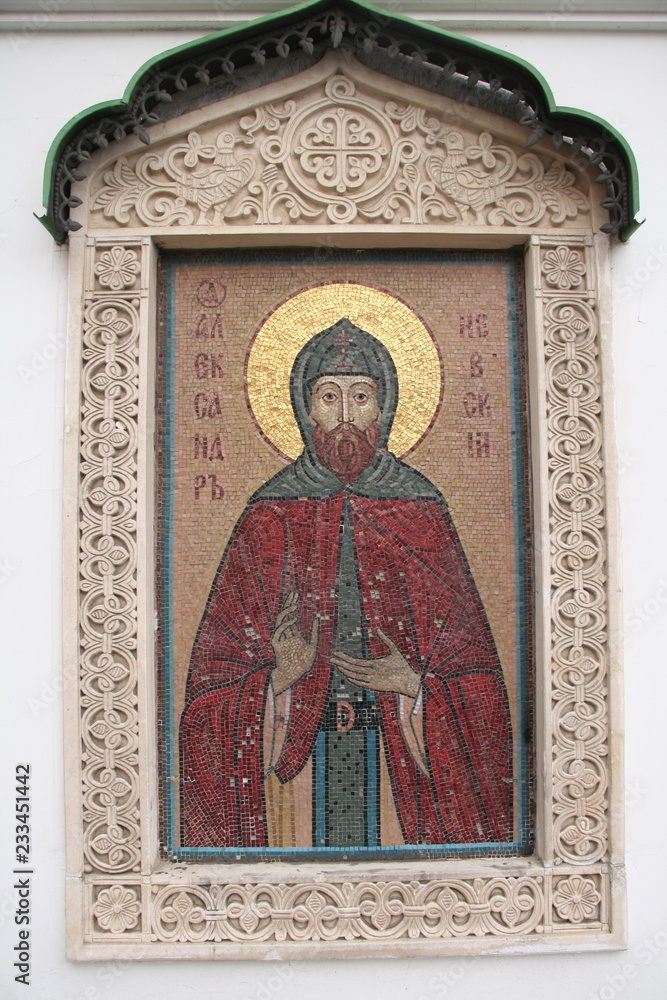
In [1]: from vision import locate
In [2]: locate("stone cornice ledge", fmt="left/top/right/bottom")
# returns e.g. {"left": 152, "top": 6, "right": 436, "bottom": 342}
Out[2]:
{"left": 3, "top": 10, "right": 667, "bottom": 32}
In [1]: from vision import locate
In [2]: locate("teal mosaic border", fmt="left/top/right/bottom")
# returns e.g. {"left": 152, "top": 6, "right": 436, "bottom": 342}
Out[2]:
{"left": 159, "top": 248, "right": 532, "bottom": 862}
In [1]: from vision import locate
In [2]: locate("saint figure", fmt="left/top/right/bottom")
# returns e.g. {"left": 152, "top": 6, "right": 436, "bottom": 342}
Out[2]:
{"left": 180, "top": 318, "right": 512, "bottom": 849}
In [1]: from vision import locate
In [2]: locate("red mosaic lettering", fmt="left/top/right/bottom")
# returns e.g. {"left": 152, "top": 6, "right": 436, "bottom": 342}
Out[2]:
{"left": 459, "top": 314, "right": 473, "bottom": 338}
{"left": 194, "top": 354, "right": 225, "bottom": 379}
{"left": 208, "top": 434, "right": 224, "bottom": 462}
{"left": 470, "top": 352, "right": 484, "bottom": 377}
{"left": 460, "top": 313, "right": 489, "bottom": 338}
{"left": 196, "top": 278, "right": 227, "bottom": 308}
{"left": 195, "top": 313, "right": 223, "bottom": 339}
{"left": 194, "top": 391, "right": 223, "bottom": 418}
{"left": 467, "top": 431, "right": 490, "bottom": 457}
{"left": 194, "top": 435, "right": 208, "bottom": 460}
{"left": 208, "top": 474, "right": 224, "bottom": 500}
{"left": 208, "top": 392, "right": 222, "bottom": 417}
{"left": 476, "top": 313, "right": 489, "bottom": 337}
{"left": 464, "top": 392, "right": 492, "bottom": 417}
{"left": 194, "top": 353, "right": 208, "bottom": 379}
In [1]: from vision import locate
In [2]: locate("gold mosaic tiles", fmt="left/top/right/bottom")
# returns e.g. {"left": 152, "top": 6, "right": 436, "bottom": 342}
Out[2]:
{"left": 158, "top": 249, "right": 531, "bottom": 859}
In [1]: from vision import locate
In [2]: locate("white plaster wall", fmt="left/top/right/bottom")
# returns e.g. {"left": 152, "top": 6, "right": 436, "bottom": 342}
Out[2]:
{"left": 0, "top": 20, "right": 665, "bottom": 1000}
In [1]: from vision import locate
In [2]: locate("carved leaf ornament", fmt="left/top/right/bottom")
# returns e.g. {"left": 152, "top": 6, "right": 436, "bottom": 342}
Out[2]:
{"left": 541, "top": 248, "right": 609, "bottom": 866}
{"left": 147, "top": 877, "right": 548, "bottom": 943}
{"left": 80, "top": 281, "right": 141, "bottom": 875}
{"left": 76, "top": 233, "right": 614, "bottom": 952}
{"left": 71, "top": 28, "right": 617, "bottom": 956}
{"left": 91, "top": 76, "right": 589, "bottom": 230}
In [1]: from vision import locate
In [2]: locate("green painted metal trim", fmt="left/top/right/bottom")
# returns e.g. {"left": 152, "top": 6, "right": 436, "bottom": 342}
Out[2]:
{"left": 545, "top": 103, "right": 641, "bottom": 222}
{"left": 42, "top": 99, "right": 125, "bottom": 209}
{"left": 40, "top": 0, "right": 556, "bottom": 213}
{"left": 119, "top": 0, "right": 327, "bottom": 101}
{"left": 112, "top": 0, "right": 557, "bottom": 110}
{"left": 346, "top": 0, "right": 558, "bottom": 104}
{"left": 39, "top": 0, "right": 641, "bottom": 237}
{"left": 34, "top": 211, "right": 64, "bottom": 241}
{"left": 40, "top": 1, "right": 324, "bottom": 220}
{"left": 620, "top": 215, "right": 645, "bottom": 242}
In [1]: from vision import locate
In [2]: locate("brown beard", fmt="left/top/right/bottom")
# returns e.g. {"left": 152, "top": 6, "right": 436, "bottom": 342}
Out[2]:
{"left": 311, "top": 421, "right": 380, "bottom": 484}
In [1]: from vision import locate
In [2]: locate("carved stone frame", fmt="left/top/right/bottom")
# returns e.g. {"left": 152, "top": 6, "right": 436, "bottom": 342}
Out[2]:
{"left": 62, "top": 48, "right": 624, "bottom": 959}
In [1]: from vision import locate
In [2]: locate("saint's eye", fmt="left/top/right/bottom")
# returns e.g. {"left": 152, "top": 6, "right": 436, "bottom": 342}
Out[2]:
{"left": 321, "top": 391, "right": 338, "bottom": 403}
{"left": 354, "top": 391, "right": 369, "bottom": 404}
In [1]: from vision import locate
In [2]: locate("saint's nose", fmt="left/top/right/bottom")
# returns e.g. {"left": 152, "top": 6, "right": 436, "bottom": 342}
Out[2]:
{"left": 340, "top": 391, "right": 351, "bottom": 423}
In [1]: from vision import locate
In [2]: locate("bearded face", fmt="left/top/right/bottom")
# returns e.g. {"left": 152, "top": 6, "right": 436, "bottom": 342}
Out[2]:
{"left": 311, "top": 420, "right": 380, "bottom": 483}
{"left": 309, "top": 375, "right": 381, "bottom": 484}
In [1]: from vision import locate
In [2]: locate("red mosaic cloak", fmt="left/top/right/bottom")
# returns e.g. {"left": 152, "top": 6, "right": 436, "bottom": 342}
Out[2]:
{"left": 180, "top": 492, "right": 512, "bottom": 848}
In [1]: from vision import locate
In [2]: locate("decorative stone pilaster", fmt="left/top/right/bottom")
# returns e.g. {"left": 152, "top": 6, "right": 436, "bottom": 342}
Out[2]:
{"left": 537, "top": 236, "right": 609, "bottom": 865}
{"left": 79, "top": 240, "right": 148, "bottom": 874}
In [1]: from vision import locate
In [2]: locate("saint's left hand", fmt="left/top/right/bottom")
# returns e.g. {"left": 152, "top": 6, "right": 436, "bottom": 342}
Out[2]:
{"left": 331, "top": 627, "right": 421, "bottom": 698}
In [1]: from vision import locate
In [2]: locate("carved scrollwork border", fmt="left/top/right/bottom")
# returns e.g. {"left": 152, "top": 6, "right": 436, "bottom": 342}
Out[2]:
{"left": 81, "top": 868, "right": 610, "bottom": 947}
{"left": 538, "top": 238, "right": 610, "bottom": 866}
{"left": 64, "top": 229, "right": 622, "bottom": 957}
{"left": 86, "top": 67, "right": 593, "bottom": 234}
{"left": 43, "top": 0, "right": 639, "bottom": 241}
{"left": 78, "top": 239, "right": 144, "bottom": 876}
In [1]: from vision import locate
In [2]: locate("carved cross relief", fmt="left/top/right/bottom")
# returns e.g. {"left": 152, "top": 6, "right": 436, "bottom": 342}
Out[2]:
{"left": 65, "top": 45, "right": 621, "bottom": 959}
{"left": 85, "top": 52, "right": 598, "bottom": 234}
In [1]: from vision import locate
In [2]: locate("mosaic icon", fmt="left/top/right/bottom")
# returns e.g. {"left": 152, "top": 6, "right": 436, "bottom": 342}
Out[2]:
{"left": 159, "top": 252, "right": 531, "bottom": 859}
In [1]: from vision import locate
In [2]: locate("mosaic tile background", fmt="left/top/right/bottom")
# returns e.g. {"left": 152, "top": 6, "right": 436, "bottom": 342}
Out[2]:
{"left": 157, "top": 249, "right": 532, "bottom": 861}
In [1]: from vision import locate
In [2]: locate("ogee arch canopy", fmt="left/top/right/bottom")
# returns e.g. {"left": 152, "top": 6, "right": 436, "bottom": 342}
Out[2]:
{"left": 40, "top": 0, "right": 640, "bottom": 242}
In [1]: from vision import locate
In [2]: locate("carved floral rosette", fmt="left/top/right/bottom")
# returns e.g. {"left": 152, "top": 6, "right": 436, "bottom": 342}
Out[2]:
{"left": 79, "top": 239, "right": 143, "bottom": 875}
{"left": 87, "top": 68, "right": 593, "bottom": 234}
{"left": 539, "top": 239, "right": 610, "bottom": 865}
{"left": 69, "top": 230, "right": 618, "bottom": 955}
{"left": 66, "top": 52, "right": 621, "bottom": 958}
{"left": 84, "top": 869, "right": 609, "bottom": 947}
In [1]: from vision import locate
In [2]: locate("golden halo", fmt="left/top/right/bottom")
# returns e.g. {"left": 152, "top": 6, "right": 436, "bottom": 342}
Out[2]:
{"left": 246, "top": 283, "right": 442, "bottom": 460}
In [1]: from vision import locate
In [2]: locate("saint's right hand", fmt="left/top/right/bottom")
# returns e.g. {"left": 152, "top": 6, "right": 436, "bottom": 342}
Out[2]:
{"left": 270, "top": 590, "right": 319, "bottom": 695}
